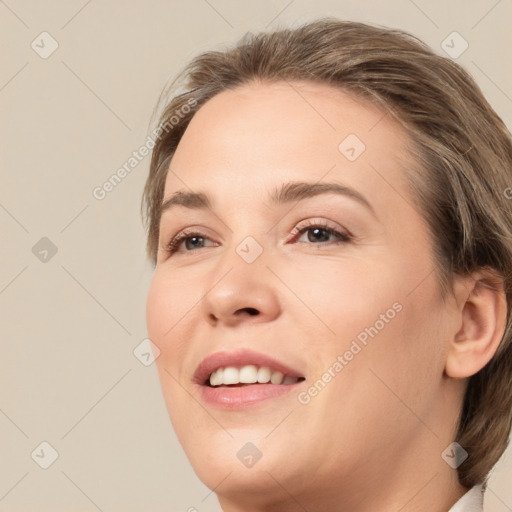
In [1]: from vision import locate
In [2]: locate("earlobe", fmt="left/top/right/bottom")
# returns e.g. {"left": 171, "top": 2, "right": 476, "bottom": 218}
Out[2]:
{"left": 445, "top": 269, "right": 508, "bottom": 379}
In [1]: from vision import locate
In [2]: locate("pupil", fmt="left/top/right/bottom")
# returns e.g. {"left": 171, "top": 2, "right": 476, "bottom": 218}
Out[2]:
{"left": 310, "top": 228, "right": 329, "bottom": 242}
{"left": 187, "top": 236, "right": 203, "bottom": 249}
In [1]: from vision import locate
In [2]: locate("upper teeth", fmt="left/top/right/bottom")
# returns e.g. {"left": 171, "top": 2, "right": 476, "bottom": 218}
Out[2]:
{"left": 209, "top": 365, "right": 300, "bottom": 387}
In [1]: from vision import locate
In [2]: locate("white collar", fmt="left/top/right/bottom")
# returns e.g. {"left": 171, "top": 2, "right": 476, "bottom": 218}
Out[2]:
{"left": 448, "top": 484, "right": 484, "bottom": 512}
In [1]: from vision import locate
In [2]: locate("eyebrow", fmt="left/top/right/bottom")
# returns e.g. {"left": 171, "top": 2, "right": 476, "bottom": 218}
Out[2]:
{"left": 160, "top": 181, "right": 376, "bottom": 217}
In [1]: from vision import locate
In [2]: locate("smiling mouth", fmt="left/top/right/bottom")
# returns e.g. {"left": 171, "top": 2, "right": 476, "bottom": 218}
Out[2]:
{"left": 206, "top": 364, "right": 306, "bottom": 387}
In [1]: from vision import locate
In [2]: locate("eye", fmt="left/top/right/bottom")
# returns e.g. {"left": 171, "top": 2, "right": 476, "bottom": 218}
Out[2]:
{"left": 290, "top": 219, "right": 352, "bottom": 246}
{"left": 165, "top": 229, "right": 217, "bottom": 255}
{"left": 164, "top": 219, "right": 351, "bottom": 257}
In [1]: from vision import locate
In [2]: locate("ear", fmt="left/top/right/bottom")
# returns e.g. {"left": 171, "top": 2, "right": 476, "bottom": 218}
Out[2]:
{"left": 445, "top": 268, "right": 508, "bottom": 379}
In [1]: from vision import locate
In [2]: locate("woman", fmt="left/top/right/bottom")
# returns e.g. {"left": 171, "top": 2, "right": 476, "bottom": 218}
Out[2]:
{"left": 142, "top": 19, "right": 512, "bottom": 511}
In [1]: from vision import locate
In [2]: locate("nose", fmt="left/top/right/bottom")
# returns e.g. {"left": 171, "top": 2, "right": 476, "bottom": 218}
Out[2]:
{"left": 201, "top": 250, "right": 282, "bottom": 327}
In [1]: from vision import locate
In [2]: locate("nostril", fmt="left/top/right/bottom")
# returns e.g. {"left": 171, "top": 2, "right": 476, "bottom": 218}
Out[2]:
{"left": 242, "top": 307, "right": 259, "bottom": 316}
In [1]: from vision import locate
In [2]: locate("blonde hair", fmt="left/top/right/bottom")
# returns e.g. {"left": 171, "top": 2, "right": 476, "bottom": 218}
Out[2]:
{"left": 141, "top": 18, "right": 512, "bottom": 488}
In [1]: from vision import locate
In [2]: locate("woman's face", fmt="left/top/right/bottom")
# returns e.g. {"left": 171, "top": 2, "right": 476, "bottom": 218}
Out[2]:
{"left": 146, "top": 81, "right": 461, "bottom": 507}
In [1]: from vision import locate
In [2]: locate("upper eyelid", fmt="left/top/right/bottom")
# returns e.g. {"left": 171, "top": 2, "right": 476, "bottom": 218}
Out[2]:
{"left": 165, "top": 217, "right": 345, "bottom": 239}
{"left": 293, "top": 217, "right": 347, "bottom": 231}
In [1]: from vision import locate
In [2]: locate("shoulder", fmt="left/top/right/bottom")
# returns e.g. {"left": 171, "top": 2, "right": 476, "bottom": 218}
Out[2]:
{"left": 448, "top": 484, "right": 484, "bottom": 512}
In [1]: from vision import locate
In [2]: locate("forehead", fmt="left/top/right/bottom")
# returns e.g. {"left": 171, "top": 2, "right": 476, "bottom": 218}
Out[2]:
{"left": 163, "top": 80, "right": 415, "bottom": 218}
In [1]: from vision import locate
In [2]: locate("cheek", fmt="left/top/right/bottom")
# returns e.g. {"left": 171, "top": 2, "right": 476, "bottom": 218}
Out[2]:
{"left": 146, "top": 277, "right": 174, "bottom": 349}
{"left": 146, "top": 273, "right": 201, "bottom": 431}
{"left": 303, "top": 290, "right": 445, "bottom": 455}
{"left": 146, "top": 279, "right": 163, "bottom": 337}
{"left": 146, "top": 271, "right": 195, "bottom": 373}
{"left": 349, "top": 280, "right": 447, "bottom": 414}
{"left": 146, "top": 269, "right": 198, "bottom": 338}
{"left": 305, "top": 258, "right": 445, "bottom": 403}
{"left": 290, "top": 257, "right": 403, "bottom": 348}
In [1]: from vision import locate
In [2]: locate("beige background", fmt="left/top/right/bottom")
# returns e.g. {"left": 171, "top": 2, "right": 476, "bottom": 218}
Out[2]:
{"left": 1, "top": 0, "right": 511, "bottom": 510}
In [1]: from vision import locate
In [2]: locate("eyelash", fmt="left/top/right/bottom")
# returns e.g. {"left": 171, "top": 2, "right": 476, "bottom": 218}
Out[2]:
{"left": 165, "top": 219, "right": 352, "bottom": 256}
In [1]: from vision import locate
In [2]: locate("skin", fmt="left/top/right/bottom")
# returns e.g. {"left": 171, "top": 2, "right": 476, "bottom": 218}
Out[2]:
{"left": 146, "top": 80, "right": 507, "bottom": 511}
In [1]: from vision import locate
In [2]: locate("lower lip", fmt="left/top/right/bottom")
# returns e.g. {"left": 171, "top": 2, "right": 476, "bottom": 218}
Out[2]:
{"left": 198, "top": 382, "right": 302, "bottom": 409}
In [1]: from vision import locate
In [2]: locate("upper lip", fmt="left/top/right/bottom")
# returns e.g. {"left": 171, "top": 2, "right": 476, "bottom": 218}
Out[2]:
{"left": 193, "top": 349, "right": 305, "bottom": 385}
